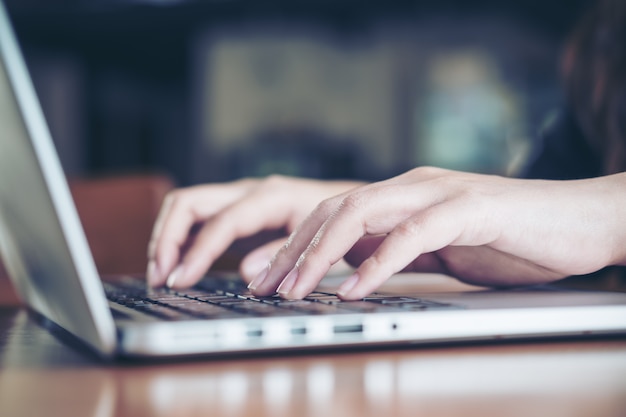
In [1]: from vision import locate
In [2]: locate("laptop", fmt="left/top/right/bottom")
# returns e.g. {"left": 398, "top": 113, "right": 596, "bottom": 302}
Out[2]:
{"left": 1, "top": 1, "right": 625, "bottom": 360}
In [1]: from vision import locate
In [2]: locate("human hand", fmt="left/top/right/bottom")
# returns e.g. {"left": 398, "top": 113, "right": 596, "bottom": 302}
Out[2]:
{"left": 146, "top": 176, "right": 364, "bottom": 288}
{"left": 247, "top": 167, "right": 626, "bottom": 300}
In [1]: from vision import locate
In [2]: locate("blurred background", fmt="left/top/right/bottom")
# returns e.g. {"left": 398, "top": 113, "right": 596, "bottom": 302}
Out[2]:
{"left": 5, "top": 0, "right": 593, "bottom": 186}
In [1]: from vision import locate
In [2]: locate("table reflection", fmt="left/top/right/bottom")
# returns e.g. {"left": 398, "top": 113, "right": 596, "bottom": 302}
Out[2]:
{"left": 1, "top": 309, "right": 626, "bottom": 417}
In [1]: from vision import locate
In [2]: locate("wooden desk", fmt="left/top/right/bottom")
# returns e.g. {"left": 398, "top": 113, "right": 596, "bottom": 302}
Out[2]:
{"left": 1, "top": 276, "right": 625, "bottom": 417}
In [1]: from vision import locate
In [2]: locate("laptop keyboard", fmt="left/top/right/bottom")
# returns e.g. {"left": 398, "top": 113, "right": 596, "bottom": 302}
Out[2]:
{"left": 104, "top": 276, "right": 459, "bottom": 321}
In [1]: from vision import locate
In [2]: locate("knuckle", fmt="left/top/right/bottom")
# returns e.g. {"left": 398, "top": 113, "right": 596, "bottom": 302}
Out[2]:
{"left": 363, "top": 253, "right": 384, "bottom": 269}
{"left": 236, "top": 177, "right": 259, "bottom": 186}
{"left": 163, "top": 189, "right": 181, "bottom": 206}
{"left": 299, "top": 235, "right": 322, "bottom": 264}
{"left": 164, "top": 188, "right": 192, "bottom": 209}
{"left": 262, "top": 174, "right": 288, "bottom": 189}
{"left": 257, "top": 175, "right": 293, "bottom": 203}
{"left": 339, "top": 192, "right": 367, "bottom": 213}
{"left": 394, "top": 218, "right": 424, "bottom": 238}
{"left": 295, "top": 252, "right": 308, "bottom": 268}
{"left": 360, "top": 253, "right": 392, "bottom": 277}
{"left": 411, "top": 165, "right": 445, "bottom": 178}
{"left": 428, "top": 173, "right": 459, "bottom": 191}
{"left": 314, "top": 196, "right": 341, "bottom": 217}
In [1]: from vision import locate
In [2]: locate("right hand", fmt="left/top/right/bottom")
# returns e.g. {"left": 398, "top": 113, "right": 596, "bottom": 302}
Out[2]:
{"left": 146, "top": 175, "right": 364, "bottom": 288}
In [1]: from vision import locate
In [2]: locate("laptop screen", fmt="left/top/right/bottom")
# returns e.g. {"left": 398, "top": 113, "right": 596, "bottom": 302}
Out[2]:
{"left": 0, "top": 1, "right": 115, "bottom": 355}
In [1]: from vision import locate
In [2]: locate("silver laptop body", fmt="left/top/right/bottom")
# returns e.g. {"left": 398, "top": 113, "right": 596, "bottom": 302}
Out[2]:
{"left": 0, "top": 1, "right": 625, "bottom": 359}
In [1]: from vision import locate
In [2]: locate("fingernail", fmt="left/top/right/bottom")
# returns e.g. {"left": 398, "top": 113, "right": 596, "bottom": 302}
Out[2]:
{"left": 337, "top": 273, "right": 359, "bottom": 297}
{"left": 247, "top": 265, "right": 269, "bottom": 291}
{"left": 146, "top": 260, "right": 159, "bottom": 287}
{"left": 277, "top": 267, "right": 298, "bottom": 296}
{"left": 166, "top": 265, "right": 184, "bottom": 288}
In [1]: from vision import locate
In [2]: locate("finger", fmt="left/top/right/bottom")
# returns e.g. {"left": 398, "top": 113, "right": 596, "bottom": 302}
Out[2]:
{"left": 345, "top": 236, "right": 445, "bottom": 274}
{"left": 239, "top": 238, "right": 286, "bottom": 283}
{"left": 148, "top": 181, "right": 254, "bottom": 286}
{"left": 166, "top": 189, "right": 297, "bottom": 289}
{"left": 246, "top": 182, "right": 375, "bottom": 297}
{"left": 253, "top": 179, "right": 448, "bottom": 298}
{"left": 279, "top": 181, "right": 456, "bottom": 299}
{"left": 148, "top": 192, "right": 196, "bottom": 286}
{"left": 148, "top": 192, "right": 175, "bottom": 259}
{"left": 271, "top": 186, "right": 424, "bottom": 299}
{"left": 150, "top": 183, "right": 252, "bottom": 259}
{"left": 246, "top": 197, "right": 341, "bottom": 296}
{"left": 338, "top": 201, "right": 487, "bottom": 300}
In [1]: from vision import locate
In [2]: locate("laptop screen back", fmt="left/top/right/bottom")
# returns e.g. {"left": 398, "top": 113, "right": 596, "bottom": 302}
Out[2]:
{"left": 0, "top": 1, "right": 115, "bottom": 355}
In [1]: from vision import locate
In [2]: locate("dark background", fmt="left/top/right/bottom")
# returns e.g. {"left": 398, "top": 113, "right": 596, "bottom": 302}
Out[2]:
{"left": 5, "top": 0, "right": 593, "bottom": 187}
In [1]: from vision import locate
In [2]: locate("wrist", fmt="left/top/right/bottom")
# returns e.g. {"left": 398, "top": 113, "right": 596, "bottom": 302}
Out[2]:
{"left": 603, "top": 173, "right": 626, "bottom": 266}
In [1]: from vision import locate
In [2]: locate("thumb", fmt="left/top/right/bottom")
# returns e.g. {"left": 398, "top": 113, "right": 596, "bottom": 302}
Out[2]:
{"left": 346, "top": 235, "right": 447, "bottom": 274}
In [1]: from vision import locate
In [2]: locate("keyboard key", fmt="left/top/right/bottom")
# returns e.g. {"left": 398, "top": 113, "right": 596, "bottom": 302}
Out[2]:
{"left": 103, "top": 279, "right": 462, "bottom": 321}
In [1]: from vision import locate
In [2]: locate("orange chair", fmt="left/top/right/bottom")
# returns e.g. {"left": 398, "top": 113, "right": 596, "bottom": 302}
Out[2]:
{"left": 68, "top": 173, "right": 174, "bottom": 275}
{"left": 0, "top": 173, "right": 174, "bottom": 305}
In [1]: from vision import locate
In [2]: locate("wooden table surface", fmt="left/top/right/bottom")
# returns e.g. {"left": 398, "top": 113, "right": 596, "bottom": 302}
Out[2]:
{"left": 1, "top": 275, "right": 625, "bottom": 417}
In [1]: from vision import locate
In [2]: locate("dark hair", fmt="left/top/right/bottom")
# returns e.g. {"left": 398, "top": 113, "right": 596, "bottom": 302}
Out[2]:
{"left": 563, "top": 0, "right": 626, "bottom": 174}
